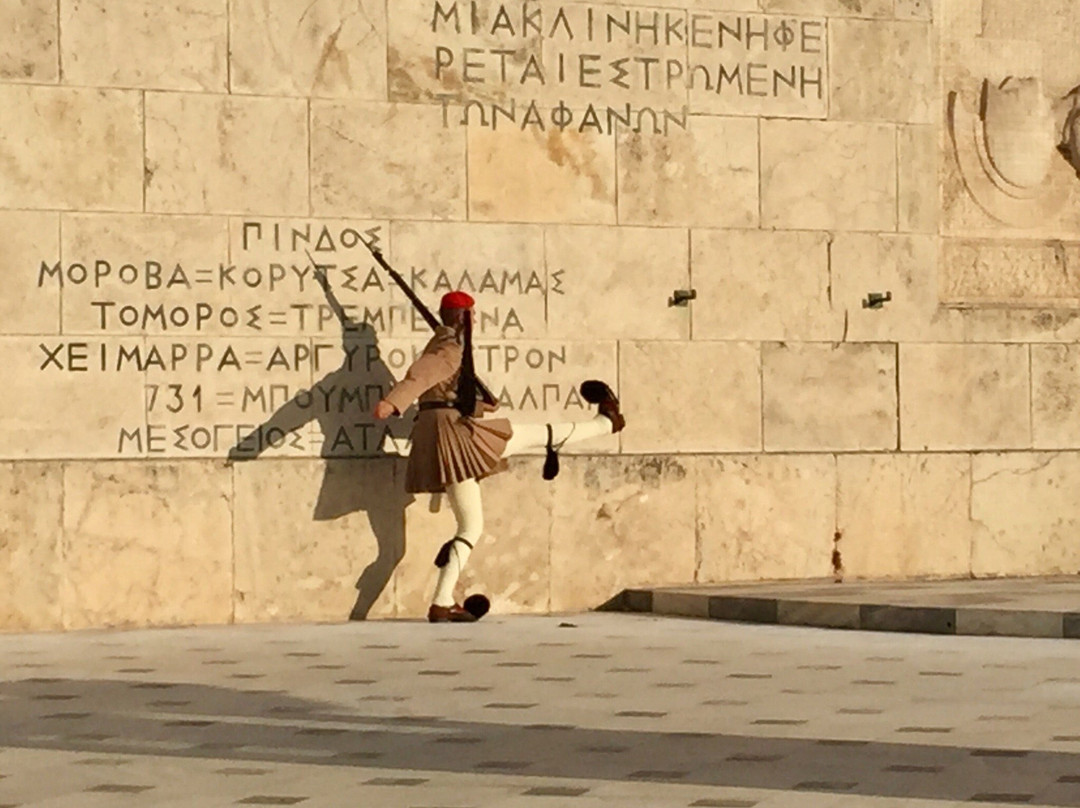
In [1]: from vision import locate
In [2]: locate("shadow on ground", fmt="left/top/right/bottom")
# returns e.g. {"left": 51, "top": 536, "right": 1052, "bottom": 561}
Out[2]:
{"left": 1, "top": 678, "right": 1077, "bottom": 805}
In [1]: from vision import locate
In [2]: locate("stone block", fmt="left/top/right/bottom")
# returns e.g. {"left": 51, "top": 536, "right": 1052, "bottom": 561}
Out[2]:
{"left": 0, "top": 212, "right": 60, "bottom": 335}
{"left": 899, "top": 344, "right": 1031, "bottom": 450}
{"left": 1033, "top": 345, "right": 1080, "bottom": 449}
{"left": 550, "top": 455, "right": 695, "bottom": 612}
{"left": 59, "top": 214, "right": 229, "bottom": 335}
{"left": 691, "top": 229, "right": 841, "bottom": 342}
{"left": 61, "top": 0, "right": 226, "bottom": 91}
{"left": 709, "top": 597, "right": 778, "bottom": 624}
{"left": 1065, "top": 613, "right": 1080, "bottom": 639}
{"left": 860, "top": 605, "right": 956, "bottom": 634}
{"left": 231, "top": 0, "right": 386, "bottom": 98}
{"left": 686, "top": 13, "right": 828, "bottom": 120}
{"left": 761, "top": 0, "right": 892, "bottom": 16}
{"left": 830, "top": 20, "right": 934, "bottom": 124}
{"left": 0, "top": 463, "right": 63, "bottom": 631}
{"left": 955, "top": 609, "right": 1063, "bottom": 638}
{"left": 778, "top": 600, "right": 861, "bottom": 629}
{"left": 228, "top": 216, "right": 392, "bottom": 339}
{"left": 0, "top": 338, "right": 146, "bottom": 460}
{"left": 652, "top": 591, "right": 710, "bottom": 618}
{"left": 397, "top": 459, "right": 551, "bottom": 618}
{"left": 544, "top": 225, "right": 689, "bottom": 341}
{"left": 761, "top": 120, "right": 897, "bottom": 232}
{"left": 696, "top": 455, "right": 836, "bottom": 583}
{"left": 61, "top": 461, "right": 233, "bottom": 629}
{"left": 830, "top": 234, "right": 963, "bottom": 343}
{"left": 0, "top": 0, "right": 57, "bottom": 82}
{"left": 895, "top": 0, "right": 932, "bottom": 20}
{"left": 942, "top": 240, "right": 1080, "bottom": 307}
{"left": 146, "top": 93, "right": 308, "bottom": 216}
{"left": 0, "top": 86, "right": 142, "bottom": 211}
{"left": 312, "top": 101, "right": 466, "bottom": 220}
{"left": 468, "top": 127, "right": 616, "bottom": 224}
{"left": 617, "top": 116, "right": 758, "bottom": 228}
{"left": 971, "top": 453, "right": 1080, "bottom": 576}
{"left": 389, "top": 221, "right": 547, "bottom": 339}
{"left": 763, "top": 343, "right": 897, "bottom": 452}
{"left": 899, "top": 125, "right": 939, "bottom": 234}
{"left": 233, "top": 458, "right": 404, "bottom": 621}
{"left": 959, "top": 309, "right": 1080, "bottom": 345}
{"left": 939, "top": 0, "right": 982, "bottom": 37}
{"left": 619, "top": 341, "right": 761, "bottom": 453}
{"left": 982, "top": 0, "right": 1080, "bottom": 42}
{"left": 836, "top": 454, "right": 973, "bottom": 579}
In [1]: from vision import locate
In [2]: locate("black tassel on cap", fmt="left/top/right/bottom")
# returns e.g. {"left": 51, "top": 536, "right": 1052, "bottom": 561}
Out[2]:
{"left": 542, "top": 424, "right": 560, "bottom": 480}
{"left": 454, "top": 309, "right": 478, "bottom": 417}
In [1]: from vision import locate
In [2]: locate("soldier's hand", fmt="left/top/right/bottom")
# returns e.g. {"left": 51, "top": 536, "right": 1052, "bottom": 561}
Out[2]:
{"left": 373, "top": 400, "right": 397, "bottom": 420}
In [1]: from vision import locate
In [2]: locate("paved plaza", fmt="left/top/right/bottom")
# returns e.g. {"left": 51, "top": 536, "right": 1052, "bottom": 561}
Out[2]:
{"left": 0, "top": 613, "right": 1079, "bottom": 807}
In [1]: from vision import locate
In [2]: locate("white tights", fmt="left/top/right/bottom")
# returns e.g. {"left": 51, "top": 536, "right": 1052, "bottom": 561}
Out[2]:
{"left": 430, "top": 415, "right": 612, "bottom": 607}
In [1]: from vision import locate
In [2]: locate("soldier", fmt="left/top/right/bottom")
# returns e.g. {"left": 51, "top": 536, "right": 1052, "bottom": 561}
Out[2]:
{"left": 373, "top": 290, "right": 625, "bottom": 623}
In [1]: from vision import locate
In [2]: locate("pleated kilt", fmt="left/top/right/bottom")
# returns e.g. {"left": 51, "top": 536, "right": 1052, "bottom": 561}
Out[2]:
{"left": 404, "top": 408, "right": 513, "bottom": 494}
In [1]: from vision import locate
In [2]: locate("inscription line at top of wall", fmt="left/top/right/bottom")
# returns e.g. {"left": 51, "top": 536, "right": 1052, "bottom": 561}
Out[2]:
{"left": 429, "top": 3, "right": 825, "bottom": 53}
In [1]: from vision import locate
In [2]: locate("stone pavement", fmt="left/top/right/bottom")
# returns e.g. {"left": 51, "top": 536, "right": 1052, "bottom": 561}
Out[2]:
{"left": 620, "top": 577, "right": 1080, "bottom": 639}
{"left": 1, "top": 613, "right": 1079, "bottom": 807}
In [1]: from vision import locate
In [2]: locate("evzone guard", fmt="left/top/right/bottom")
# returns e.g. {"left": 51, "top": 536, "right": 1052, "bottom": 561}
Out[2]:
{"left": 373, "top": 290, "right": 625, "bottom": 623}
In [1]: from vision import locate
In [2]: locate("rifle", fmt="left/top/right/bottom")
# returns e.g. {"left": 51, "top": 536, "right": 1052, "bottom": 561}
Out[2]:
{"left": 305, "top": 246, "right": 498, "bottom": 407}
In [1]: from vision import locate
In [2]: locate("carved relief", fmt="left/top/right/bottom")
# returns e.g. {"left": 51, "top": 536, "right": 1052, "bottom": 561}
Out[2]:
{"left": 1059, "top": 85, "right": 1080, "bottom": 177}
{"left": 948, "top": 76, "right": 1070, "bottom": 228}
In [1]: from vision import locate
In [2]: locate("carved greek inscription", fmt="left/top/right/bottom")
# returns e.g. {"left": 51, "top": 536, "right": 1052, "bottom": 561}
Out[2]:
{"left": 399, "top": 2, "right": 828, "bottom": 129}
{"left": 33, "top": 219, "right": 593, "bottom": 459}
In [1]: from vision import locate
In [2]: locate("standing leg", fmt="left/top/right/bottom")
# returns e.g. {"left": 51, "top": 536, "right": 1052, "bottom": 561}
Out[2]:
{"left": 429, "top": 478, "right": 483, "bottom": 621}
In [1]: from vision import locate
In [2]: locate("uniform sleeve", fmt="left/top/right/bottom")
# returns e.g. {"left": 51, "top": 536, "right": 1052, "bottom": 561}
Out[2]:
{"left": 382, "top": 340, "right": 462, "bottom": 413}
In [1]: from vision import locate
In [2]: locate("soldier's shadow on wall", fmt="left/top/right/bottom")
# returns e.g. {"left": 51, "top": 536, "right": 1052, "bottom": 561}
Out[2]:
{"left": 227, "top": 269, "right": 415, "bottom": 620}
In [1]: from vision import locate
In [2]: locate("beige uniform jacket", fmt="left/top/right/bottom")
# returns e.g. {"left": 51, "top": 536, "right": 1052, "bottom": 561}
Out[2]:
{"left": 384, "top": 327, "right": 512, "bottom": 494}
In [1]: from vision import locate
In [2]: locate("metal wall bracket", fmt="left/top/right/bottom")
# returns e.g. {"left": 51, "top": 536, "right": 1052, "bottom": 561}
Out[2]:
{"left": 862, "top": 291, "right": 892, "bottom": 310}
{"left": 669, "top": 289, "right": 697, "bottom": 307}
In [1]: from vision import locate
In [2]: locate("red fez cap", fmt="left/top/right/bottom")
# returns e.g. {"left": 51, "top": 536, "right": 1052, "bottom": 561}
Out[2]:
{"left": 440, "top": 291, "right": 475, "bottom": 310}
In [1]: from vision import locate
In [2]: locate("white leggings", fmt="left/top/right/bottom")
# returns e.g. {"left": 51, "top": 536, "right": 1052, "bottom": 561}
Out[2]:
{"left": 431, "top": 415, "right": 612, "bottom": 607}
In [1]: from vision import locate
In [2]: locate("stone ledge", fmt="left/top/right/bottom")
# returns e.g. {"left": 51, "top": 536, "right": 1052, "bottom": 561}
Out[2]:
{"left": 614, "top": 577, "right": 1080, "bottom": 640}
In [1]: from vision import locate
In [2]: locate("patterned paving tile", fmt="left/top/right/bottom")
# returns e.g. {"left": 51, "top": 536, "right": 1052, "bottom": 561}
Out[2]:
{"left": 85, "top": 784, "right": 154, "bottom": 794}
{"left": 216, "top": 768, "right": 272, "bottom": 776}
{"left": 628, "top": 770, "right": 689, "bottom": 781}
{"left": 971, "top": 749, "right": 1029, "bottom": 757}
{"left": 793, "top": 781, "right": 858, "bottom": 792}
{"left": 968, "top": 794, "right": 1034, "bottom": 803}
{"left": 522, "top": 786, "right": 590, "bottom": 796}
{"left": 483, "top": 703, "right": 537, "bottom": 709}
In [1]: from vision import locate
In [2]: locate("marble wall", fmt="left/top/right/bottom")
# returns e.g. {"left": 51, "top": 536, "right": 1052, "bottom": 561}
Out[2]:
{"left": 3, "top": 0, "right": 1080, "bottom": 631}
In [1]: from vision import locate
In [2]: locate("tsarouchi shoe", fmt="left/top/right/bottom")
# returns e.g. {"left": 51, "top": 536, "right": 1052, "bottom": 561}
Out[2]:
{"left": 580, "top": 380, "right": 625, "bottom": 433}
{"left": 427, "top": 604, "right": 479, "bottom": 623}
